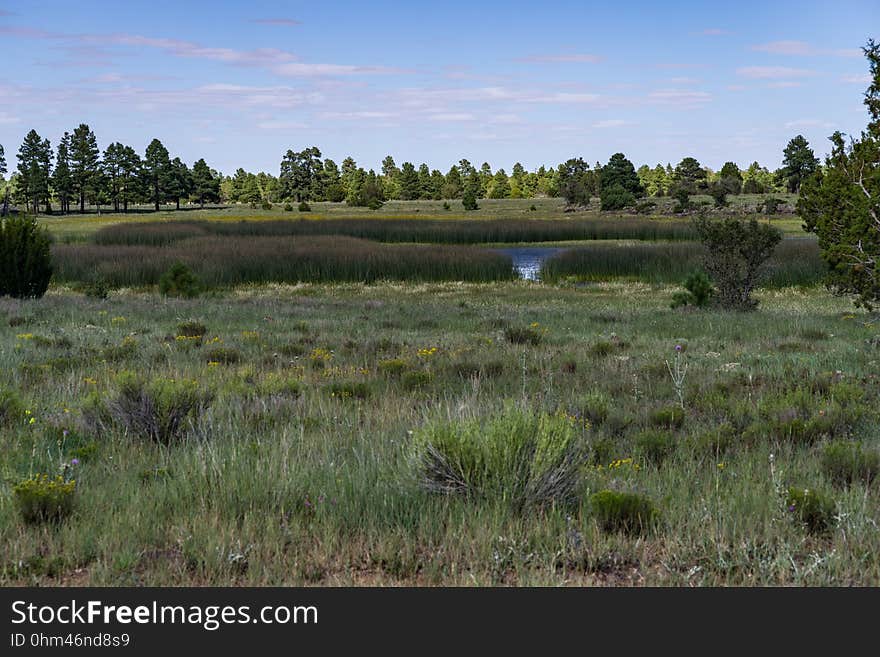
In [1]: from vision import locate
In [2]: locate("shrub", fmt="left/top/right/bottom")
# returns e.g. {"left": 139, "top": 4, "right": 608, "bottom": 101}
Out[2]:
{"left": 402, "top": 370, "right": 433, "bottom": 390}
{"left": 785, "top": 487, "right": 836, "bottom": 535}
{"left": 13, "top": 474, "right": 76, "bottom": 524}
{"left": 158, "top": 262, "right": 200, "bottom": 298}
{"left": 671, "top": 271, "right": 715, "bottom": 309}
{"left": 325, "top": 381, "right": 370, "bottom": 400}
{"left": 693, "top": 216, "right": 782, "bottom": 310}
{"left": 634, "top": 430, "right": 676, "bottom": 465}
{"left": 504, "top": 326, "right": 543, "bottom": 346}
{"left": 442, "top": 201, "right": 451, "bottom": 210}
{"left": 821, "top": 441, "right": 880, "bottom": 486}
{"left": 0, "top": 214, "right": 53, "bottom": 299}
{"left": 204, "top": 346, "right": 240, "bottom": 364}
{"left": 600, "top": 184, "right": 636, "bottom": 211}
{"left": 589, "top": 490, "right": 659, "bottom": 535}
{"left": 649, "top": 405, "right": 684, "bottom": 429}
{"left": 672, "top": 188, "right": 691, "bottom": 214}
{"left": 0, "top": 387, "right": 24, "bottom": 425}
{"left": 378, "top": 358, "right": 408, "bottom": 377}
{"left": 529, "top": 204, "right": 537, "bottom": 211}
{"left": 462, "top": 190, "right": 479, "bottom": 211}
{"left": 106, "top": 373, "right": 213, "bottom": 444}
{"left": 298, "top": 201, "right": 311, "bottom": 212}
{"left": 82, "top": 277, "right": 110, "bottom": 299}
{"left": 578, "top": 390, "right": 610, "bottom": 426}
{"left": 762, "top": 197, "right": 784, "bottom": 214}
{"left": 635, "top": 200, "right": 656, "bottom": 215}
{"left": 176, "top": 320, "right": 207, "bottom": 338}
{"left": 261, "top": 201, "right": 273, "bottom": 211}
{"left": 415, "top": 405, "right": 585, "bottom": 510}
{"left": 283, "top": 203, "right": 294, "bottom": 212}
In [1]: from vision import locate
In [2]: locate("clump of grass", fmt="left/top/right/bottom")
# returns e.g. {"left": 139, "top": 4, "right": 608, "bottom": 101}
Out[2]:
{"left": 634, "top": 430, "right": 676, "bottom": 466}
{"left": 785, "top": 487, "right": 836, "bottom": 535}
{"left": 377, "top": 358, "right": 408, "bottom": 377}
{"left": 325, "top": 382, "right": 370, "bottom": 400}
{"left": 504, "top": 325, "right": 543, "bottom": 346}
{"left": 176, "top": 320, "right": 207, "bottom": 338}
{"left": 13, "top": 474, "right": 76, "bottom": 524}
{"left": 821, "top": 441, "right": 880, "bottom": 487}
{"left": 0, "top": 387, "right": 24, "bottom": 425}
{"left": 648, "top": 405, "right": 685, "bottom": 429}
{"left": 577, "top": 390, "right": 610, "bottom": 426}
{"left": 102, "top": 336, "right": 139, "bottom": 362}
{"left": 589, "top": 490, "right": 659, "bottom": 535}
{"left": 104, "top": 372, "right": 213, "bottom": 445}
{"left": 204, "top": 346, "right": 240, "bottom": 365}
{"left": 402, "top": 370, "right": 433, "bottom": 390}
{"left": 414, "top": 404, "right": 585, "bottom": 511}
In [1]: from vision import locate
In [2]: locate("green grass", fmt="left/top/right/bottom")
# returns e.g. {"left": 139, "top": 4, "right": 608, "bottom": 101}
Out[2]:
{"left": 52, "top": 236, "right": 517, "bottom": 287}
{"left": 541, "top": 238, "right": 824, "bottom": 287}
{"left": 1, "top": 280, "right": 879, "bottom": 585}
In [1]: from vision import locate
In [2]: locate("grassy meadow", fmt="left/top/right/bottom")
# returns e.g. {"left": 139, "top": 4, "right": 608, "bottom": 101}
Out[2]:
{"left": 3, "top": 198, "right": 880, "bottom": 586}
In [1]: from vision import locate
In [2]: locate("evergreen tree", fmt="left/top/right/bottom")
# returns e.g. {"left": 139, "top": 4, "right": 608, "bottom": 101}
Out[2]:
{"left": 52, "top": 133, "right": 74, "bottom": 214}
{"left": 398, "top": 162, "right": 420, "bottom": 200}
{"left": 16, "top": 130, "right": 53, "bottom": 214}
{"left": 69, "top": 123, "right": 100, "bottom": 213}
{"left": 781, "top": 135, "right": 819, "bottom": 193}
{"left": 167, "top": 157, "right": 192, "bottom": 210}
{"left": 443, "top": 165, "right": 462, "bottom": 199}
{"left": 118, "top": 146, "right": 142, "bottom": 212}
{"left": 599, "top": 152, "right": 644, "bottom": 210}
{"left": 191, "top": 158, "right": 220, "bottom": 208}
{"left": 143, "top": 138, "right": 172, "bottom": 211}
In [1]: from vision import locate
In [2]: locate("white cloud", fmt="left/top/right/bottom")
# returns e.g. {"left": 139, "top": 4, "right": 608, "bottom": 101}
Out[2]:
{"left": 751, "top": 41, "right": 860, "bottom": 57}
{"left": 427, "top": 113, "right": 476, "bottom": 122}
{"left": 784, "top": 119, "right": 834, "bottom": 129}
{"left": 648, "top": 89, "right": 711, "bottom": 106}
{"left": 737, "top": 66, "right": 816, "bottom": 79}
{"left": 516, "top": 54, "right": 603, "bottom": 63}
{"left": 842, "top": 74, "right": 871, "bottom": 84}
{"left": 592, "top": 119, "right": 627, "bottom": 128}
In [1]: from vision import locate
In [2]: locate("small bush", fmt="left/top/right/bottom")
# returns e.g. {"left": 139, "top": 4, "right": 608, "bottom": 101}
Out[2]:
{"left": 462, "top": 190, "right": 479, "bottom": 211}
{"left": 600, "top": 184, "right": 636, "bottom": 211}
{"left": 762, "top": 197, "right": 784, "bottom": 214}
{"left": 590, "top": 490, "right": 659, "bottom": 535}
{"left": 529, "top": 204, "right": 537, "bottom": 211}
{"left": 106, "top": 372, "right": 213, "bottom": 444}
{"left": 649, "top": 405, "right": 685, "bottom": 429}
{"left": 261, "top": 201, "right": 273, "bottom": 211}
{"left": 442, "top": 201, "right": 451, "bottom": 210}
{"left": 13, "top": 474, "right": 76, "bottom": 524}
{"left": 82, "top": 277, "right": 110, "bottom": 299}
{"left": 402, "top": 370, "right": 433, "bottom": 390}
{"left": 504, "top": 326, "right": 543, "bottom": 346}
{"left": 634, "top": 430, "right": 676, "bottom": 465}
{"left": 325, "top": 381, "right": 370, "bottom": 400}
{"left": 0, "top": 387, "right": 24, "bottom": 425}
{"left": 671, "top": 271, "right": 714, "bottom": 309}
{"left": 298, "top": 201, "right": 311, "bottom": 212}
{"left": 0, "top": 214, "right": 53, "bottom": 299}
{"left": 158, "top": 262, "right": 200, "bottom": 298}
{"left": 415, "top": 405, "right": 585, "bottom": 510}
{"left": 204, "top": 346, "right": 240, "bottom": 364}
{"left": 283, "top": 203, "right": 294, "bottom": 212}
{"left": 176, "top": 320, "right": 207, "bottom": 338}
{"left": 635, "top": 200, "right": 656, "bottom": 215}
{"left": 821, "top": 441, "right": 880, "bottom": 486}
{"left": 785, "top": 487, "right": 836, "bottom": 535}
{"left": 377, "top": 358, "right": 408, "bottom": 377}
{"left": 578, "top": 390, "right": 610, "bottom": 426}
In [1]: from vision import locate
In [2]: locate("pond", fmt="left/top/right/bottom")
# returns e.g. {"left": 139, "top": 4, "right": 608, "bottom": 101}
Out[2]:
{"left": 492, "top": 247, "right": 568, "bottom": 281}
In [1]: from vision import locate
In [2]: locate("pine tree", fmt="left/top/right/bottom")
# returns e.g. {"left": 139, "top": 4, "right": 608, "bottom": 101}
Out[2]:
{"left": 143, "top": 139, "right": 172, "bottom": 211}
{"left": 398, "top": 162, "right": 420, "bottom": 200}
{"left": 69, "top": 123, "right": 100, "bottom": 213}
{"left": 16, "top": 130, "right": 53, "bottom": 214}
{"left": 191, "top": 158, "right": 219, "bottom": 208}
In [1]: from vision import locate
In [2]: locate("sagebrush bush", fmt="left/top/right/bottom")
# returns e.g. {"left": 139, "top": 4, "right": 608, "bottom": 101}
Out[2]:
{"left": 0, "top": 214, "right": 53, "bottom": 299}
{"left": 325, "top": 381, "right": 370, "bottom": 400}
{"left": 298, "top": 201, "right": 311, "bottom": 212}
{"left": 13, "top": 474, "right": 76, "bottom": 524}
{"left": 0, "top": 387, "right": 24, "bottom": 425}
{"left": 821, "top": 441, "right": 880, "bottom": 486}
{"left": 785, "top": 487, "right": 836, "bottom": 535}
{"left": 402, "top": 370, "right": 432, "bottom": 390}
{"left": 377, "top": 358, "right": 408, "bottom": 377}
{"left": 176, "top": 320, "right": 207, "bottom": 338}
{"left": 578, "top": 390, "right": 610, "bottom": 426}
{"left": 504, "top": 326, "right": 543, "bottom": 346}
{"left": 589, "top": 490, "right": 659, "bottom": 535}
{"left": 204, "top": 346, "right": 240, "bottom": 364}
{"left": 634, "top": 430, "right": 676, "bottom": 465}
{"left": 414, "top": 405, "right": 585, "bottom": 511}
{"left": 649, "top": 405, "right": 685, "bottom": 429}
{"left": 106, "top": 372, "right": 213, "bottom": 444}
{"left": 158, "top": 262, "right": 200, "bottom": 297}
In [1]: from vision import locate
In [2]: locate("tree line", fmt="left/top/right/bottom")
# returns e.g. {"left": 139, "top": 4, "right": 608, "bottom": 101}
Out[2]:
{"left": 0, "top": 124, "right": 819, "bottom": 215}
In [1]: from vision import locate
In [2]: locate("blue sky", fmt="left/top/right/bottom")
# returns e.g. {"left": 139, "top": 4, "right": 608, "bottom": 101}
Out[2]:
{"left": 0, "top": 0, "right": 877, "bottom": 175}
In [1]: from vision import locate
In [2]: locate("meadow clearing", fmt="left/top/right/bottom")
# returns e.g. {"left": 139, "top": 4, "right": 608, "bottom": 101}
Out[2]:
{"left": 2, "top": 199, "right": 879, "bottom": 586}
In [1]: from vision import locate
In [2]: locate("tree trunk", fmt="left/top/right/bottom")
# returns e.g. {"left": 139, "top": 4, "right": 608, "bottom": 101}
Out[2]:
{"left": 80, "top": 190, "right": 85, "bottom": 214}
{"left": 175, "top": 197, "right": 180, "bottom": 210}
